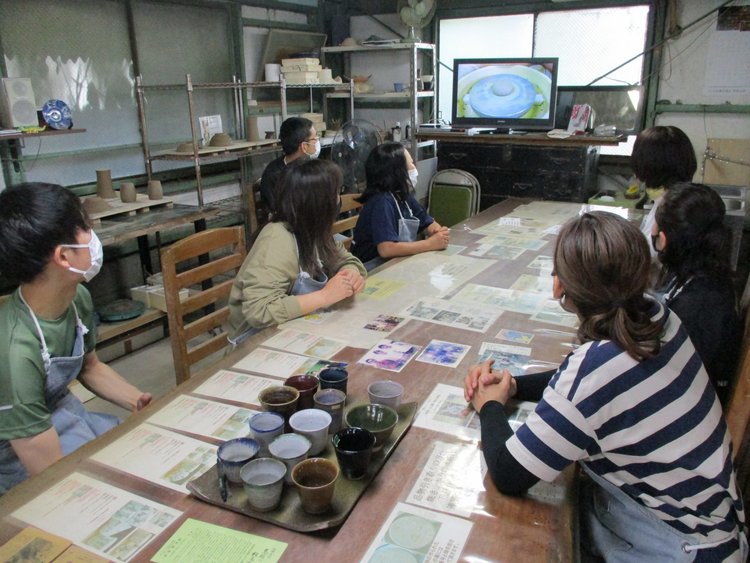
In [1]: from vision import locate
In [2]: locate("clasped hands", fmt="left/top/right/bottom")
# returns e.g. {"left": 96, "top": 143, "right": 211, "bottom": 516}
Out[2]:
{"left": 427, "top": 225, "right": 450, "bottom": 250}
{"left": 463, "top": 359, "right": 517, "bottom": 413}
{"left": 325, "top": 268, "right": 366, "bottom": 302}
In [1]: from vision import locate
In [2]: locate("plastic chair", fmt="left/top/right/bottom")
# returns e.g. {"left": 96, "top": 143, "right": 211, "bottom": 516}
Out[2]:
{"left": 333, "top": 194, "right": 363, "bottom": 250}
{"left": 428, "top": 169, "right": 481, "bottom": 227}
{"left": 160, "top": 226, "right": 246, "bottom": 384}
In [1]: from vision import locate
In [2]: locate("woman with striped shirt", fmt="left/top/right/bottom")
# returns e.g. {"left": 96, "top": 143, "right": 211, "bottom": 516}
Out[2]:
{"left": 464, "top": 212, "right": 746, "bottom": 562}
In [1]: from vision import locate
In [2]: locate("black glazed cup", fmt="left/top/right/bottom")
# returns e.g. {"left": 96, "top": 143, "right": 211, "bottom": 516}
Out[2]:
{"left": 332, "top": 427, "right": 376, "bottom": 480}
{"left": 318, "top": 367, "right": 348, "bottom": 394}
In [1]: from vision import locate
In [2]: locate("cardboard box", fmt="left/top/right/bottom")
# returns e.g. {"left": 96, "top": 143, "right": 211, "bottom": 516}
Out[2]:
{"left": 704, "top": 139, "right": 750, "bottom": 187}
{"left": 129, "top": 285, "right": 152, "bottom": 308}
{"left": 148, "top": 286, "right": 189, "bottom": 312}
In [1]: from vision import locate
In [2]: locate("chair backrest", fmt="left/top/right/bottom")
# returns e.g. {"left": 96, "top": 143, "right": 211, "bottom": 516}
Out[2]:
{"left": 160, "top": 226, "right": 247, "bottom": 384}
{"left": 333, "top": 194, "right": 363, "bottom": 250}
{"left": 428, "top": 168, "right": 482, "bottom": 226}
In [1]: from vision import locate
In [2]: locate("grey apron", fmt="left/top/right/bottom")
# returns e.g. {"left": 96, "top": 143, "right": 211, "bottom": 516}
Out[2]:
{"left": 391, "top": 193, "right": 420, "bottom": 243}
{"left": 228, "top": 236, "right": 328, "bottom": 348}
{"left": 0, "top": 293, "right": 119, "bottom": 494}
{"left": 580, "top": 462, "right": 746, "bottom": 562}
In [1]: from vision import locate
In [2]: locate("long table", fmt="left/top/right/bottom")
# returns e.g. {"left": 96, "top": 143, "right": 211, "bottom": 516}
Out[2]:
{"left": 0, "top": 198, "right": 606, "bottom": 562}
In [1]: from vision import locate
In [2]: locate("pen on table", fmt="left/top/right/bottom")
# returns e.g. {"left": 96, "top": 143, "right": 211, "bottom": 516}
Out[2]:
{"left": 219, "top": 474, "right": 228, "bottom": 502}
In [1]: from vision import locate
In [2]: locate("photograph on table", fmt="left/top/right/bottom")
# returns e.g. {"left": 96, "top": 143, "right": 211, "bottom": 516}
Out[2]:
{"left": 363, "top": 314, "right": 405, "bottom": 333}
{"left": 477, "top": 342, "right": 532, "bottom": 376}
{"left": 496, "top": 328, "right": 534, "bottom": 345}
{"left": 416, "top": 340, "right": 471, "bottom": 368}
{"left": 359, "top": 339, "right": 421, "bottom": 373}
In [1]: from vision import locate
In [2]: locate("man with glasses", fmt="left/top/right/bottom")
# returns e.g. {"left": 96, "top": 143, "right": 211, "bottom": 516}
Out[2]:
{"left": 260, "top": 117, "right": 321, "bottom": 214}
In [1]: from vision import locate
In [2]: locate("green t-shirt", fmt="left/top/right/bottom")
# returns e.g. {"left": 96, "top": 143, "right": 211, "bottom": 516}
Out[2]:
{"left": 0, "top": 285, "right": 96, "bottom": 441}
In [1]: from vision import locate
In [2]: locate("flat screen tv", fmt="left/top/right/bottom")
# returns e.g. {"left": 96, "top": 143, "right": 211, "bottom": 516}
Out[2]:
{"left": 555, "top": 85, "right": 643, "bottom": 135}
{"left": 451, "top": 57, "right": 559, "bottom": 133}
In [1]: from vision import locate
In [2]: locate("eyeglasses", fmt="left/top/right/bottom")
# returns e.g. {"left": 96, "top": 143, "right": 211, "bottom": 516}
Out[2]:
{"left": 304, "top": 136, "right": 320, "bottom": 144}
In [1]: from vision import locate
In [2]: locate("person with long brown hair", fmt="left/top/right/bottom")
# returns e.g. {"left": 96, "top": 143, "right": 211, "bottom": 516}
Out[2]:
{"left": 464, "top": 211, "right": 745, "bottom": 561}
{"left": 227, "top": 160, "right": 366, "bottom": 345}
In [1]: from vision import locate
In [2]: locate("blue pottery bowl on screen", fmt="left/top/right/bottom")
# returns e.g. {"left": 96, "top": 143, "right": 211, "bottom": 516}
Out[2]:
{"left": 42, "top": 99, "right": 72, "bottom": 130}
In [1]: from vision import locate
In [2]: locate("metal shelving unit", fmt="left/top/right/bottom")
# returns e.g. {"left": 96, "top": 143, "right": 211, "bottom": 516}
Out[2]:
{"left": 320, "top": 42, "right": 437, "bottom": 160}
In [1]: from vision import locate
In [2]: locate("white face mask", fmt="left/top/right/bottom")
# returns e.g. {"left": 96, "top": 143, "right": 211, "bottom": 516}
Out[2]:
{"left": 408, "top": 168, "right": 419, "bottom": 188}
{"left": 307, "top": 139, "right": 321, "bottom": 159}
{"left": 62, "top": 230, "right": 103, "bottom": 282}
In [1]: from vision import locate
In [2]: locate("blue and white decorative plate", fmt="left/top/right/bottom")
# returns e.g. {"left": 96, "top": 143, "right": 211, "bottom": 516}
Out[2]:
{"left": 41, "top": 99, "right": 72, "bottom": 130}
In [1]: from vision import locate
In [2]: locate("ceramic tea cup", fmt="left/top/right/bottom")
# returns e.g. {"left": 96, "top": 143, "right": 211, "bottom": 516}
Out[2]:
{"left": 332, "top": 427, "right": 376, "bottom": 480}
{"left": 345, "top": 404, "right": 398, "bottom": 451}
{"left": 216, "top": 437, "right": 259, "bottom": 483}
{"left": 240, "top": 457, "right": 286, "bottom": 512}
{"left": 119, "top": 182, "right": 137, "bottom": 203}
{"left": 291, "top": 457, "right": 339, "bottom": 514}
{"left": 248, "top": 411, "right": 285, "bottom": 455}
{"left": 284, "top": 375, "right": 319, "bottom": 410}
{"left": 269, "top": 432, "right": 312, "bottom": 484}
{"left": 318, "top": 367, "right": 348, "bottom": 395}
{"left": 289, "top": 409, "right": 332, "bottom": 456}
{"left": 259, "top": 385, "right": 300, "bottom": 430}
{"left": 367, "top": 380, "right": 404, "bottom": 409}
{"left": 313, "top": 388, "right": 347, "bottom": 434}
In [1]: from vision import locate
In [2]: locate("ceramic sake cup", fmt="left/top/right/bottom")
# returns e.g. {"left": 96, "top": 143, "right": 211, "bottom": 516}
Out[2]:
{"left": 291, "top": 457, "right": 339, "bottom": 514}
{"left": 289, "top": 408, "right": 332, "bottom": 456}
{"left": 313, "top": 388, "right": 347, "bottom": 434}
{"left": 240, "top": 457, "right": 286, "bottom": 512}
{"left": 269, "top": 432, "right": 312, "bottom": 484}
{"left": 345, "top": 404, "right": 398, "bottom": 451}
{"left": 367, "top": 380, "right": 404, "bottom": 409}
{"left": 284, "top": 375, "right": 319, "bottom": 410}
{"left": 216, "top": 437, "right": 260, "bottom": 483}
{"left": 248, "top": 411, "right": 285, "bottom": 456}
{"left": 259, "top": 385, "right": 300, "bottom": 431}
{"left": 332, "top": 427, "right": 376, "bottom": 480}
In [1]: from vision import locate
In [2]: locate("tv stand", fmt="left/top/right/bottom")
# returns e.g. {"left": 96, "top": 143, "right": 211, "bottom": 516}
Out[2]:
{"left": 478, "top": 128, "right": 528, "bottom": 135}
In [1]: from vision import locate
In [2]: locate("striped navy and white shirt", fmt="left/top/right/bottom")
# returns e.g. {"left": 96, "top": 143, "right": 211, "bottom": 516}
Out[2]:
{"left": 506, "top": 303, "right": 745, "bottom": 545}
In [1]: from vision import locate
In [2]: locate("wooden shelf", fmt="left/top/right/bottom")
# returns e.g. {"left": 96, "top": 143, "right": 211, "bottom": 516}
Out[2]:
{"left": 97, "top": 307, "right": 165, "bottom": 345}
{"left": 0, "top": 128, "right": 86, "bottom": 141}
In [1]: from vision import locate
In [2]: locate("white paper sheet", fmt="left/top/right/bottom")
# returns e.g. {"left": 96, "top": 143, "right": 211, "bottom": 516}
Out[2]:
{"left": 91, "top": 423, "right": 217, "bottom": 493}
{"left": 401, "top": 297, "right": 501, "bottom": 333}
{"left": 192, "top": 369, "right": 280, "bottom": 405}
{"left": 147, "top": 395, "right": 256, "bottom": 441}
{"left": 406, "top": 441, "right": 486, "bottom": 518}
{"left": 451, "top": 284, "right": 546, "bottom": 316}
{"left": 231, "top": 348, "right": 316, "bottom": 378}
{"left": 11, "top": 473, "right": 181, "bottom": 563}
{"left": 359, "top": 502, "right": 472, "bottom": 563}
{"left": 413, "top": 384, "right": 481, "bottom": 441}
{"left": 260, "top": 329, "right": 347, "bottom": 359}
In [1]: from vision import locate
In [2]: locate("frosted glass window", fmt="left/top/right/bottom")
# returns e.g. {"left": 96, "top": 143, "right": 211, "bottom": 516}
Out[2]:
{"left": 438, "top": 15, "right": 533, "bottom": 124}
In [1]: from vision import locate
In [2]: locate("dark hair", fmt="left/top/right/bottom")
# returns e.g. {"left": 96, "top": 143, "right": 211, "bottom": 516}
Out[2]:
{"left": 554, "top": 212, "right": 662, "bottom": 361}
{"left": 279, "top": 117, "right": 313, "bottom": 155}
{"left": 655, "top": 182, "right": 732, "bottom": 286}
{"left": 0, "top": 183, "right": 90, "bottom": 284}
{"left": 357, "top": 142, "right": 411, "bottom": 204}
{"left": 631, "top": 126, "right": 696, "bottom": 188}
{"left": 273, "top": 160, "right": 343, "bottom": 278}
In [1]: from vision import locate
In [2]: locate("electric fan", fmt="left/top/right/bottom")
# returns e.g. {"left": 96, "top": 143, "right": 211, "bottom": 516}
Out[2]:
{"left": 330, "top": 119, "right": 382, "bottom": 193}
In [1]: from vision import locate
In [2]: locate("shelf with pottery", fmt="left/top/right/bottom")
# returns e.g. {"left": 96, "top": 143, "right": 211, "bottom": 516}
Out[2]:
{"left": 320, "top": 42, "right": 436, "bottom": 161}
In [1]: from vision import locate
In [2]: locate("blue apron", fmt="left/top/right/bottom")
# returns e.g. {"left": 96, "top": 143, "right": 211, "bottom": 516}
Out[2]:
{"left": 580, "top": 462, "right": 747, "bottom": 562}
{"left": 228, "top": 236, "right": 328, "bottom": 348}
{"left": 0, "top": 293, "right": 119, "bottom": 494}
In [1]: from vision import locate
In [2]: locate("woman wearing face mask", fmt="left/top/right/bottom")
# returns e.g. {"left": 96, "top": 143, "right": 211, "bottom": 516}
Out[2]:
{"left": 0, "top": 183, "right": 152, "bottom": 495}
{"left": 651, "top": 183, "right": 742, "bottom": 406}
{"left": 351, "top": 142, "right": 449, "bottom": 271}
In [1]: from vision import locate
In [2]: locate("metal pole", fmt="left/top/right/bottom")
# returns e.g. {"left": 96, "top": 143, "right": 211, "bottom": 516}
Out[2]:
{"left": 185, "top": 74, "right": 204, "bottom": 207}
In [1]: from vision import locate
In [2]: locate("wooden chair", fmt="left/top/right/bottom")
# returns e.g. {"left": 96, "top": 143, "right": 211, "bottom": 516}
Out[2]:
{"left": 160, "top": 226, "right": 246, "bottom": 384}
{"left": 332, "top": 194, "right": 363, "bottom": 250}
{"left": 725, "top": 311, "right": 750, "bottom": 501}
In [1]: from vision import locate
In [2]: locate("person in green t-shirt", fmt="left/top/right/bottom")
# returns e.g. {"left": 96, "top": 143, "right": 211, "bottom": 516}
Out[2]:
{"left": 0, "top": 183, "right": 152, "bottom": 495}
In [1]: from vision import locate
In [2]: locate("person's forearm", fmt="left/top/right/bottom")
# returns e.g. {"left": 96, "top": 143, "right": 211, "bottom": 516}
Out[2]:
{"left": 377, "top": 239, "right": 441, "bottom": 258}
{"left": 515, "top": 370, "right": 555, "bottom": 401}
{"left": 480, "top": 401, "right": 540, "bottom": 495}
{"left": 11, "top": 427, "right": 63, "bottom": 475}
{"left": 79, "top": 353, "right": 144, "bottom": 411}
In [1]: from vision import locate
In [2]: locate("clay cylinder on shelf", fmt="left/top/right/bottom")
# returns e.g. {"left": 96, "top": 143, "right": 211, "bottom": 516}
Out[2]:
{"left": 119, "top": 182, "right": 136, "bottom": 203}
{"left": 96, "top": 169, "right": 116, "bottom": 199}
{"left": 147, "top": 180, "right": 163, "bottom": 200}
{"left": 246, "top": 116, "right": 261, "bottom": 142}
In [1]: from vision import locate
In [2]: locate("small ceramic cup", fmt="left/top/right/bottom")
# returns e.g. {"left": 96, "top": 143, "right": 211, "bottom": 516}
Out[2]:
{"left": 332, "top": 427, "right": 376, "bottom": 480}
{"left": 284, "top": 375, "right": 319, "bottom": 410}
{"left": 259, "top": 385, "right": 300, "bottom": 431}
{"left": 147, "top": 180, "right": 163, "bottom": 200}
{"left": 119, "top": 182, "right": 137, "bottom": 203}
{"left": 289, "top": 409, "right": 332, "bottom": 456}
{"left": 269, "top": 432, "right": 312, "bottom": 484}
{"left": 216, "top": 437, "right": 259, "bottom": 483}
{"left": 248, "top": 411, "right": 285, "bottom": 456}
{"left": 240, "top": 457, "right": 286, "bottom": 512}
{"left": 345, "top": 404, "right": 398, "bottom": 451}
{"left": 313, "top": 388, "right": 347, "bottom": 434}
{"left": 367, "top": 380, "right": 404, "bottom": 409}
{"left": 291, "top": 457, "right": 339, "bottom": 514}
{"left": 318, "top": 367, "right": 348, "bottom": 395}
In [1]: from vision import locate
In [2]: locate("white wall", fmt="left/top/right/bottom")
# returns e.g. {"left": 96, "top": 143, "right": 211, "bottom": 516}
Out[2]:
{"left": 651, "top": 0, "right": 750, "bottom": 182}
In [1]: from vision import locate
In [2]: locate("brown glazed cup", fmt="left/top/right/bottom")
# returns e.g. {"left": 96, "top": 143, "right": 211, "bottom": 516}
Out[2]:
{"left": 291, "top": 457, "right": 339, "bottom": 514}
{"left": 284, "top": 375, "right": 319, "bottom": 410}
{"left": 259, "top": 385, "right": 300, "bottom": 431}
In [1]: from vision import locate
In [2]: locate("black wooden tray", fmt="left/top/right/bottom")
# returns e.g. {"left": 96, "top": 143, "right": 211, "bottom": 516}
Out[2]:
{"left": 187, "top": 401, "right": 417, "bottom": 532}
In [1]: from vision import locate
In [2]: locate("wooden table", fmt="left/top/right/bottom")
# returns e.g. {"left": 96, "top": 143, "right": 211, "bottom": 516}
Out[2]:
{"left": 0, "top": 198, "right": 594, "bottom": 562}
